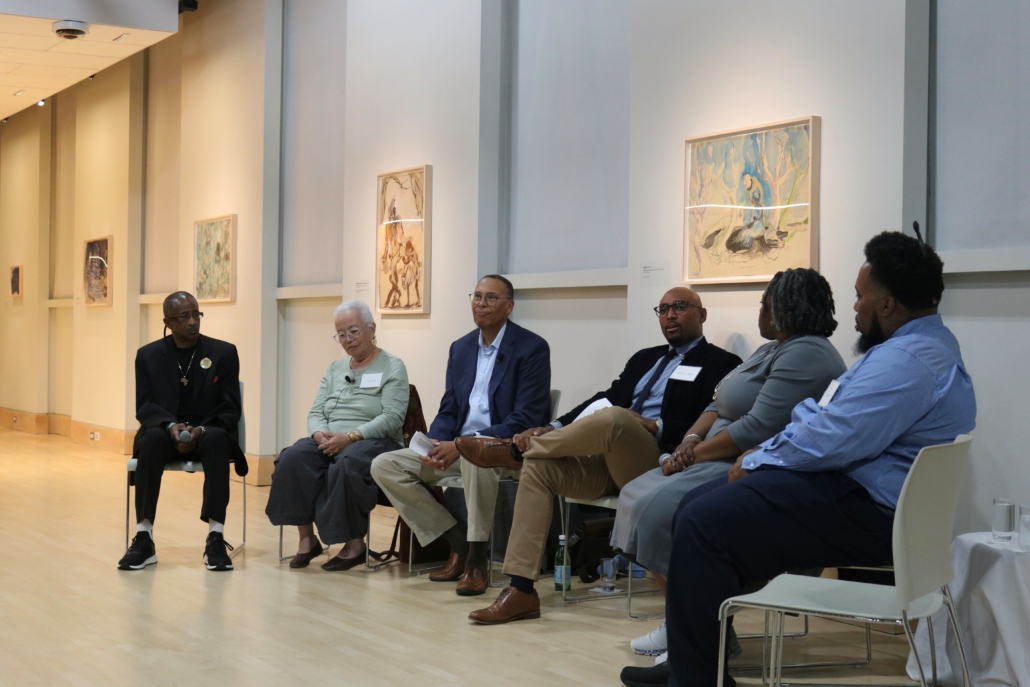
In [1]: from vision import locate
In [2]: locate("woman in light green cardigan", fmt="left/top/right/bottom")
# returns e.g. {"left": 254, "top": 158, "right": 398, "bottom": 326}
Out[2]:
{"left": 265, "top": 300, "right": 409, "bottom": 571}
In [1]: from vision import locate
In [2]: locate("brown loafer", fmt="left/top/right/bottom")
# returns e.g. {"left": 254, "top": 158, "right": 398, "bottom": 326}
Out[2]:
{"left": 468, "top": 586, "right": 540, "bottom": 624}
{"left": 321, "top": 551, "right": 365, "bottom": 571}
{"left": 428, "top": 551, "right": 467, "bottom": 581}
{"left": 455, "top": 436, "right": 523, "bottom": 470}
{"left": 456, "top": 565, "right": 487, "bottom": 596}
{"left": 288, "top": 541, "right": 324, "bottom": 569}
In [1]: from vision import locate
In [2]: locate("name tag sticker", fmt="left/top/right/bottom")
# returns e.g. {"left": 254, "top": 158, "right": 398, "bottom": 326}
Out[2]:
{"left": 360, "top": 372, "right": 383, "bottom": 388}
{"left": 670, "top": 365, "right": 702, "bottom": 382}
{"left": 818, "top": 379, "right": 841, "bottom": 408}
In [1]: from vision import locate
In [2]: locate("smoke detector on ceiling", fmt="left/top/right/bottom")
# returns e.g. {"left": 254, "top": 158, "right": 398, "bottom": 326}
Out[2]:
{"left": 52, "top": 20, "right": 89, "bottom": 39}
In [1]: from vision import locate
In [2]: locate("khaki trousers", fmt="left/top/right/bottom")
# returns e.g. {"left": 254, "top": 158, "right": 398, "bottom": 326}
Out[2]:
{"left": 370, "top": 447, "right": 514, "bottom": 546}
{"left": 502, "top": 406, "right": 662, "bottom": 580}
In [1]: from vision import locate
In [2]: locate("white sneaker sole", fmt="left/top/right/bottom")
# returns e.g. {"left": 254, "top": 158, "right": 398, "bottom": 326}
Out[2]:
{"left": 120, "top": 555, "right": 157, "bottom": 570}
{"left": 205, "top": 559, "right": 233, "bottom": 571}
{"left": 632, "top": 648, "right": 666, "bottom": 656}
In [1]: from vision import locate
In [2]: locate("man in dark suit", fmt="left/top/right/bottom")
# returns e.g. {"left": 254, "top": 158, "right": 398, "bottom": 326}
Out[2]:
{"left": 459, "top": 286, "right": 741, "bottom": 624}
{"left": 371, "top": 275, "right": 551, "bottom": 596}
{"left": 118, "top": 291, "right": 248, "bottom": 572}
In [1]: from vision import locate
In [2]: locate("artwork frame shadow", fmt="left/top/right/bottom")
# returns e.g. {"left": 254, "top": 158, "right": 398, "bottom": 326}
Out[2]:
{"left": 376, "top": 164, "right": 432, "bottom": 316}
{"left": 194, "top": 214, "right": 237, "bottom": 304}
{"left": 83, "top": 236, "right": 112, "bottom": 307}
{"left": 683, "top": 116, "right": 820, "bottom": 285}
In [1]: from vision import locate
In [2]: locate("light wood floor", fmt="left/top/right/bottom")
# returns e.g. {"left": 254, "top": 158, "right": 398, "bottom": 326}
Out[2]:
{"left": 0, "top": 427, "right": 917, "bottom": 686}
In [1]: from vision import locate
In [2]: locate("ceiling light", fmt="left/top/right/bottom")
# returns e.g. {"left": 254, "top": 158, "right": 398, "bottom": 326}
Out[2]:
{"left": 37, "top": 100, "right": 44, "bottom": 106}
{"left": 14, "top": 90, "right": 24, "bottom": 96}
{"left": 113, "top": 33, "right": 129, "bottom": 42}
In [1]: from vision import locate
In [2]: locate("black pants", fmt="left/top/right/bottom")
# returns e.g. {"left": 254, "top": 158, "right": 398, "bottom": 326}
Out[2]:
{"left": 666, "top": 468, "right": 895, "bottom": 687}
{"left": 134, "top": 426, "right": 233, "bottom": 525}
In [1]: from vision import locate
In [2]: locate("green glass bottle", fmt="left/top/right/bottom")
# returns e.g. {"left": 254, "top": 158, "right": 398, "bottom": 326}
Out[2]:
{"left": 554, "top": 534, "right": 571, "bottom": 591}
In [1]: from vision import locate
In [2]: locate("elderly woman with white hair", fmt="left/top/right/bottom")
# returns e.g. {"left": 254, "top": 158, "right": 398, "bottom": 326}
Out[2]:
{"left": 266, "top": 299, "right": 409, "bottom": 571}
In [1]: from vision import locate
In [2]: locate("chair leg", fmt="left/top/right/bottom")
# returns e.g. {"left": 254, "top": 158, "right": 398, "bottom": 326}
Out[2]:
{"left": 927, "top": 612, "right": 937, "bottom": 687}
{"left": 943, "top": 585, "right": 972, "bottom": 687}
{"left": 717, "top": 605, "right": 731, "bottom": 687}
{"left": 125, "top": 471, "right": 131, "bottom": 550}
{"left": 279, "top": 525, "right": 288, "bottom": 562}
{"left": 903, "top": 610, "right": 930, "bottom": 687}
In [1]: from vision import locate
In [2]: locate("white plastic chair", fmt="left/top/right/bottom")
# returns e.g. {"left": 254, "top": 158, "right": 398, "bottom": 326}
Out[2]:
{"left": 716, "top": 434, "right": 974, "bottom": 687}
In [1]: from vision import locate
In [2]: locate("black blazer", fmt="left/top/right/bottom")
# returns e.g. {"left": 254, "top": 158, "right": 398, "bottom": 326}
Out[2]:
{"left": 427, "top": 320, "right": 551, "bottom": 441}
{"left": 133, "top": 334, "right": 248, "bottom": 475}
{"left": 557, "top": 337, "right": 742, "bottom": 453}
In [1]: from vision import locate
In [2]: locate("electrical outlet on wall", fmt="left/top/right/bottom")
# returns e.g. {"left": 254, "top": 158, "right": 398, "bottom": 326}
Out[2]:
{"left": 94, "top": 431, "right": 101, "bottom": 441}
{"left": 12, "top": 415, "right": 17, "bottom": 423}
{"left": 89, "top": 432, "right": 95, "bottom": 440}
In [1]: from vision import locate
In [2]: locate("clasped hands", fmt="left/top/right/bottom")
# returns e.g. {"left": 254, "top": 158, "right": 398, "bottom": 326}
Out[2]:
{"left": 419, "top": 439, "right": 462, "bottom": 471}
{"left": 311, "top": 430, "right": 353, "bottom": 457}
{"left": 168, "top": 423, "right": 205, "bottom": 454}
{"left": 661, "top": 432, "right": 703, "bottom": 476}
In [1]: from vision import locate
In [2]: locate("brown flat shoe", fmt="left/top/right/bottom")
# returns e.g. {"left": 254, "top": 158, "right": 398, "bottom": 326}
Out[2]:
{"left": 321, "top": 551, "right": 364, "bottom": 571}
{"left": 428, "top": 551, "right": 467, "bottom": 582}
{"left": 468, "top": 586, "right": 540, "bottom": 625}
{"left": 288, "top": 541, "right": 324, "bottom": 569}
{"left": 456, "top": 566, "right": 487, "bottom": 596}
{"left": 455, "top": 436, "right": 523, "bottom": 470}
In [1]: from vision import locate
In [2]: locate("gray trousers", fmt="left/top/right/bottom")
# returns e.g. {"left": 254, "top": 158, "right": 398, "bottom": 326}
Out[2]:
{"left": 265, "top": 437, "right": 401, "bottom": 545}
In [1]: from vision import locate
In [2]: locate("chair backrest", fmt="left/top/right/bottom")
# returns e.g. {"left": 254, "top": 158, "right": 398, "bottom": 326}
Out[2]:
{"left": 548, "top": 389, "right": 561, "bottom": 423}
{"left": 892, "top": 434, "right": 973, "bottom": 609}
{"left": 402, "top": 384, "right": 429, "bottom": 448}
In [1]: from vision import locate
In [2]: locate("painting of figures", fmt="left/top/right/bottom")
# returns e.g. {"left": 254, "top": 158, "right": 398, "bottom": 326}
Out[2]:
{"left": 83, "top": 236, "right": 111, "bottom": 306}
{"left": 683, "top": 117, "right": 819, "bottom": 284}
{"left": 376, "top": 165, "right": 432, "bottom": 314}
{"left": 194, "top": 215, "right": 236, "bottom": 303}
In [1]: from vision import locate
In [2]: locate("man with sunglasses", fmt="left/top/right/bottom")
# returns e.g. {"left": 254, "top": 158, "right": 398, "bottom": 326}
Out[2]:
{"left": 372, "top": 275, "right": 551, "bottom": 596}
{"left": 118, "top": 291, "right": 247, "bottom": 571}
{"left": 460, "top": 287, "right": 741, "bottom": 624}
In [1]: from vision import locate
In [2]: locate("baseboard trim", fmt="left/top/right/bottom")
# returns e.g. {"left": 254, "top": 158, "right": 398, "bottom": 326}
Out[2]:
{"left": 0, "top": 408, "right": 49, "bottom": 434}
{"left": 49, "top": 414, "right": 71, "bottom": 436}
{"left": 70, "top": 421, "right": 136, "bottom": 455}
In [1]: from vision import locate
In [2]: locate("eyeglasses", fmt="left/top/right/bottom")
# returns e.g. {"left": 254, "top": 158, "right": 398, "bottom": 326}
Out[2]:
{"left": 333, "top": 326, "right": 368, "bottom": 344}
{"left": 172, "top": 310, "right": 204, "bottom": 322}
{"left": 653, "top": 301, "right": 701, "bottom": 317}
{"left": 470, "top": 293, "right": 509, "bottom": 306}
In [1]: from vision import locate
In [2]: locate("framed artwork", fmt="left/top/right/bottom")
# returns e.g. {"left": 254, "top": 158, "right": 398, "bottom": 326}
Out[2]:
{"left": 376, "top": 165, "right": 432, "bottom": 314}
{"left": 83, "top": 236, "right": 112, "bottom": 306}
{"left": 10, "top": 265, "right": 22, "bottom": 297}
{"left": 683, "top": 116, "right": 820, "bottom": 284}
{"left": 194, "top": 214, "right": 237, "bottom": 303}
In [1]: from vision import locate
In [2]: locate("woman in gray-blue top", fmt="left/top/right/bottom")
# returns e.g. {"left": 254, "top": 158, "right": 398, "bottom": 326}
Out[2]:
{"left": 615, "top": 268, "right": 846, "bottom": 655}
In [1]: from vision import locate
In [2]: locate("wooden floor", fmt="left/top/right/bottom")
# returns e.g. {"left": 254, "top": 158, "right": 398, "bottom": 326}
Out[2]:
{"left": 0, "top": 427, "right": 917, "bottom": 686}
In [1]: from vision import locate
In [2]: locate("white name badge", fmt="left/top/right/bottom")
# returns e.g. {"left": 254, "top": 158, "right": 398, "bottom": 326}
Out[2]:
{"left": 360, "top": 372, "right": 383, "bottom": 388}
{"left": 818, "top": 379, "right": 841, "bottom": 408}
{"left": 670, "top": 365, "right": 702, "bottom": 382}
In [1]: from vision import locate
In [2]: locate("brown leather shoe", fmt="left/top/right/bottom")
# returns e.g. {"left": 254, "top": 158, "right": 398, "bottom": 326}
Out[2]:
{"left": 428, "top": 551, "right": 467, "bottom": 582}
{"left": 288, "top": 541, "right": 324, "bottom": 569}
{"left": 321, "top": 551, "right": 364, "bottom": 571}
{"left": 468, "top": 586, "right": 541, "bottom": 625}
{"left": 456, "top": 566, "right": 487, "bottom": 596}
{"left": 455, "top": 436, "right": 523, "bottom": 470}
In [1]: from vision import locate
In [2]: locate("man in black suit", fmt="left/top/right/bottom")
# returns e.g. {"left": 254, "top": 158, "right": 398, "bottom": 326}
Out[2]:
{"left": 459, "top": 286, "right": 742, "bottom": 624}
{"left": 118, "top": 291, "right": 248, "bottom": 572}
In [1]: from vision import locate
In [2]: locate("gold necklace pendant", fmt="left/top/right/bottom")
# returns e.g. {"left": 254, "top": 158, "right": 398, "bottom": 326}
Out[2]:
{"left": 181, "top": 377, "right": 189, "bottom": 386}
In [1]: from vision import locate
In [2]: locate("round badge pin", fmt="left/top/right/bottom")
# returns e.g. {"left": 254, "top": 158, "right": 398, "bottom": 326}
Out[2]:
{"left": 200, "top": 357, "right": 212, "bottom": 369}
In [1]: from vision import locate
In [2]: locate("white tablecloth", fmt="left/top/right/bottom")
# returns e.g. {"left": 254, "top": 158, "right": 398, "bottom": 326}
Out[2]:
{"left": 906, "top": 532, "right": 1030, "bottom": 686}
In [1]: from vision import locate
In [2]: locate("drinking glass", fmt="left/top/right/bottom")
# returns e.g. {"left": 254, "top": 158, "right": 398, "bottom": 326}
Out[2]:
{"left": 600, "top": 557, "right": 618, "bottom": 593}
{"left": 1018, "top": 505, "right": 1030, "bottom": 553}
{"left": 992, "top": 497, "right": 1016, "bottom": 541}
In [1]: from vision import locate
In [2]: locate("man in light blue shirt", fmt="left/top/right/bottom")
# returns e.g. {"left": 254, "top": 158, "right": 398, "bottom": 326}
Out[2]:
{"left": 621, "top": 231, "right": 976, "bottom": 687}
{"left": 460, "top": 323, "right": 507, "bottom": 436}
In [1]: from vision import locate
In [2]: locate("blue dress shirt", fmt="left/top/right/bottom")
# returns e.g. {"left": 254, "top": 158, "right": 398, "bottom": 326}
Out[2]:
{"left": 743, "top": 314, "right": 976, "bottom": 509}
{"left": 460, "top": 323, "right": 507, "bottom": 436}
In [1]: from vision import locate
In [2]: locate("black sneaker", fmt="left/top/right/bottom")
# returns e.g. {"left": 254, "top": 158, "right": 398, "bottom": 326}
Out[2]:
{"left": 118, "top": 531, "right": 157, "bottom": 570}
{"left": 204, "top": 531, "right": 234, "bottom": 571}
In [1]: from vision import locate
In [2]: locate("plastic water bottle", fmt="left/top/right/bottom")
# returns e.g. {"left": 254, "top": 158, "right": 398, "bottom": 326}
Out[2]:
{"left": 554, "top": 534, "right": 571, "bottom": 591}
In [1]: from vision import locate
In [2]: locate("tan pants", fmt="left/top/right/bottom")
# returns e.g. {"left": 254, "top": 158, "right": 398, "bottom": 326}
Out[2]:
{"left": 502, "top": 406, "right": 662, "bottom": 580}
{"left": 370, "top": 447, "right": 515, "bottom": 546}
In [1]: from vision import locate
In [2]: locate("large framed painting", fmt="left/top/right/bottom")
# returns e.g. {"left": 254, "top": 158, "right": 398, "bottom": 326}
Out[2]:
{"left": 376, "top": 165, "right": 432, "bottom": 314}
{"left": 83, "top": 236, "right": 112, "bottom": 307}
{"left": 10, "top": 265, "right": 22, "bottom": 297}
{"left": 683, "top": 117, "right": 820, "bottom": 284}
{"left": 194, "top": 214, "right": 237, "bottom": 303}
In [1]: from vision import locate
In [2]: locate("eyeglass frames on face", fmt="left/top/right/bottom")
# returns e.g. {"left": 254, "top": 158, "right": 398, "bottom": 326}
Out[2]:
{"left": 333, "top": 326, "right": 368, "bottom": 344}
{"left": 653, "top": 301, "right": 701, "bottom": 317}
{"left": 172, "top": 311, "right": 204, "bottom": 322}
{"left": 469, "top": 293, "right": 509, "bottom": 306}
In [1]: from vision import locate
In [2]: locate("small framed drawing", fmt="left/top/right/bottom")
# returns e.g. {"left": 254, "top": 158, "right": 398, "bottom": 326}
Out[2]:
{"left": 194, "top": 214, "right": 237, "bottom": 303}
{"left": 683, "top": 116, "right": 820, "bottom": 284}
{"left": 10, "top": 265, "right": 23, "bottom": 297}
{"left": 376, "top": 165, "right": 432, "bottom": 315}
{"left": 83, "top": 236, "right": 112, "bottom": 306}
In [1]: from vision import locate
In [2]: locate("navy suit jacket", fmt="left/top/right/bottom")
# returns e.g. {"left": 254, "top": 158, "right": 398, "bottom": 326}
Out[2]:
{"left": 427, "top": 320, "right": 551, "bottom": 441}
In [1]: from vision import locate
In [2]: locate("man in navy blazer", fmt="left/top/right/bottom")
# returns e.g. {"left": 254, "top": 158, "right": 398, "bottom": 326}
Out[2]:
{"left": 372, "top": 274, "right": 551, "bottom": 596}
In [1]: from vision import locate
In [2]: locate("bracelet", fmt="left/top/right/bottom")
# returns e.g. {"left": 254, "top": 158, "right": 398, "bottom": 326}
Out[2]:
{"left": 347, "top": 430, "right": 362, "bottom": 442}
{"left": 684, "top": 433, "right": 702, "bottom": 442}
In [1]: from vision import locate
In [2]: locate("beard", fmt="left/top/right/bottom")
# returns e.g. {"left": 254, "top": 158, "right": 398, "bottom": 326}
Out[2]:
{"left": 854, "top": 315, "right": 887, "bottom": 355}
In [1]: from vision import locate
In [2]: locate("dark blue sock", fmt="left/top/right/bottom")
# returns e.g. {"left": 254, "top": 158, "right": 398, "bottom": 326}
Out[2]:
{"left": 510, "top": 575, "right": 535, "bottom": 594}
